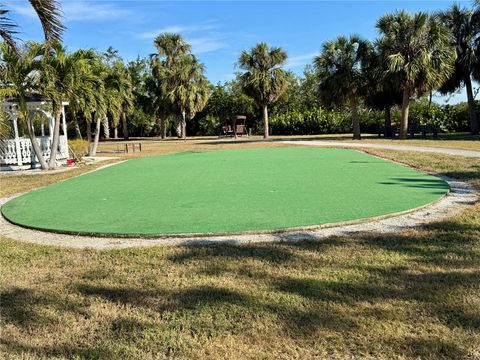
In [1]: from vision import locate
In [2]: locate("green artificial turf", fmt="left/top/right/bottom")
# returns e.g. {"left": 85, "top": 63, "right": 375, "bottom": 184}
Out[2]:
{"left": 1, "top": 148, "right": 450, "bottom": 236}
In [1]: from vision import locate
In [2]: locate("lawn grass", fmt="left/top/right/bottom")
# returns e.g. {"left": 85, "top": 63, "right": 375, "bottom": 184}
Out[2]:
{"left": 0, "top": 141, "right": 479, "bottom": 359}
{"left": 1, "top": 147, "right": 448, "bottom": 236}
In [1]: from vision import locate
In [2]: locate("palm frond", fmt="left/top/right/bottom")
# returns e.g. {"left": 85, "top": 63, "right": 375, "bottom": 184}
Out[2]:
{"left": 29, "top": 0, "right": 65, "bottom": 44}
{"left": 0, "top": 5, "right": 19, "bottom": 54}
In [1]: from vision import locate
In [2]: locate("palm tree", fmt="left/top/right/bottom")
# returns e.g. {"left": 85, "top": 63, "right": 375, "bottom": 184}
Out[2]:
{"left": 87, "top": 57, "right": 109, "bottom": 156}
{"left": 238, "top": 42, "right": 289, "bottom": 138}
{"left": 1, "top": 0, "right": 64, "bottom": 53}
{"left": 363, "top": 46, "right": 403, "bottom": 137}
{"left": 377, "top": 11, "right": 456, "bottom": 139}
{"left": 147, "top": 57, "right": 170, "bottom": 138}
{"left": 314, "top": 35, "right": 370, "bottom": 140}
{"left": 1, "top": 1, "right": 64, "bottom": 169}
{"left": 151, "top": 33, "right": 191, "bottom": 139}
{"left": 66, "top": 55, "right": 103, "bottom": 141}
{"left": 42, "top": 41, "right": 95, "bottom": 169}
{"left": 153, "top": 33, "right": 191, "bottom": 67}
{"left": 165, "top": 54, "right": 209, "bottom": 138}
{"left": 0, "top": 42, "right": 48, "bottom": 169}
{"left": 439, "top": 4, "right": 480, "bottom": 134}
{"left": 110, "top": 60, "right": 133, "bottom": 140}
{"left": 438, "top": 4, "right": 480, "bottom": 134}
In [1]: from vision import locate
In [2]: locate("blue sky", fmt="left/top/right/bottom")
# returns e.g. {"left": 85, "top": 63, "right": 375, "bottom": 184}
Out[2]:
{"left": 6, "top": 0, "right": 478, "bottom": 104}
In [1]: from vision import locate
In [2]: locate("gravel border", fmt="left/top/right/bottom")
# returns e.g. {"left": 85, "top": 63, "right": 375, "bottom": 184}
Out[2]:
{"left": 1, "top": 175, "right": 477, "bottom": 249}
{"left": 1, "top": 148, "right": 478, "bottom": 249}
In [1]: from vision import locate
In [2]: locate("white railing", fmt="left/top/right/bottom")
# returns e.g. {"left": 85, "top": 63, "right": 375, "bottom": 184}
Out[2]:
{"left": 0, "top": 135, "right": 69, "bottom": 166}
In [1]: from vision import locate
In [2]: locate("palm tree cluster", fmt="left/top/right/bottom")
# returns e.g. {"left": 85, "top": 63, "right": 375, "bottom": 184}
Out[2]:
{"left": 311, "top": 8, "right": 478, "bottom": 139}
{"left": 150, "top": 33, "right": 209, "bottom": 139}
{"left": 1, "top": 0, "right": 479, "bottom": 168}
{"left": 0, "top": 40, "right": 135, "bottom": 167}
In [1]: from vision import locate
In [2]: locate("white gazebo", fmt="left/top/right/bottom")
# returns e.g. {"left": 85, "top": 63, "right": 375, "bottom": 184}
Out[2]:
{"left": 1, "top": 96, "right": 69, "bottom": 170}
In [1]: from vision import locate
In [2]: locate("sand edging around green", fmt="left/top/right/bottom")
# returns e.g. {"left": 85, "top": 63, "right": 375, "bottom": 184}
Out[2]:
{"left": 0, "top": 148, "right": 477, "bottom": 248}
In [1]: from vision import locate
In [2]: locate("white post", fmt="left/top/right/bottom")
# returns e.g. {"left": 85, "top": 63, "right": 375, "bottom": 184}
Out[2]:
{"left": 61, "top": 105, "right": 67, "bottom": 136}
{"left": 41, "top": 122, "right": 45, "bottom": 136}
{"left": 12, "top": 113, "right": 23, "bottom": 166}
{"left": 47, "top": 110, "right": 54, "bottom": 140}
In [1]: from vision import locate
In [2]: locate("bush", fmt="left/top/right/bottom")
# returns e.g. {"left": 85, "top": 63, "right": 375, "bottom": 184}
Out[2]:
{"left": 270, "top": 107, "right": 383, "bottom": 135}
{"left": 199, "top": 115, "right": 222, "bottom": 136}
{"left": 68, "top": 139, "right": 89, "bottom": 160}
{"left": 408, "top": 99, "right": 478, "bottom": 132}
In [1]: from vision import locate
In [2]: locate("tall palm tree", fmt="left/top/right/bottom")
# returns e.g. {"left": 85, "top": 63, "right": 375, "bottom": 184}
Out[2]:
{"left": 1, "top": 0, "right": 64, "bottom": 53}
{"left": 363, "top": 46, "right": 403, "bottom": 137}
{"left": 165, "top": 54, "right": 209, "bottom": 138}
{"left": 153, "top": 33, "right": 191, "bottom": 67}
{"left": 1, "top": 1, "right": 64, "bottom": 169}
{"left": 377, "top": 11, "right": 456, "bottom": 139}
{"left": 314, "top": 35, "right": 370, "bottom": 140}
{"left": 438, "top": 4, "right": 480, "bottom": 134}
{"left": 148, "top": 57, "right": 170, "bottom": 138}
{"left": 238, "top": 42, "right": 289, "bottom": 138}
{"left": 42, "top": 41, "right": 95, "bottom": 169}
{"left": 87, "top": 57, "right": 109, "bottom": 156}
{"left": 110, "top": 60, "right": 133, "bottom": 140}
{"left": 66, "top": 55, "right": 103, "bottom": 141}
{"left": 0, "top": 42, "right": 48, "bottom": 169}
{"left": 151, "top": 33, "right": 191, "bottom": 139}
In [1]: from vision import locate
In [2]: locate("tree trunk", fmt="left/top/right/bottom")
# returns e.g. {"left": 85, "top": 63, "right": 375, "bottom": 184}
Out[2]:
{"left": 73, "top": 116, "right": 83, "bottom": 140}
{"left": 349, "top": 97, "right": 361, "bottom": 140}
{"left": 182, "top": 118, "right": 186, "bottom": 140}
{"left": 159, "top": 117, "right": 166, "bottom": 139}
{"left": 89, "top": 116, "right": 101, "bottom": 157}
{"left": 262, "top": 104, "right": 269, "bottom": 139}
{"left": 25, "top": 111, "right": 49, "bottom": 170}
{"left": 175, "top": 118, "right": 182, "bottom": 138}
{"left": 102, "top": 117, "right": 110, "bottom": 139}
{"left": 384, "top": 106, "right": 392, "bottom": 138}
{"left": 113, "top": 125, "right": 118, "bottom": 139}
{"left": 465, "top": 75, "right": 479, "bottom": 135}
{"left": 122, "top": 112, "right": 129, "bottom": 139}
{"left": 86, "top": 121, "right": 92, "bottom": 143}
{"left": 48, "top": 108, "right": 62, "bottom": 169}
{"left": 399, "top": 86, "right": 410, "bottom": 140}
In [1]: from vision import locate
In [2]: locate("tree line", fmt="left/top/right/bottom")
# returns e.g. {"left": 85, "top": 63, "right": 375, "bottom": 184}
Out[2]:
{"left": 0, "top": 1, "right": 479, "bottom": 170}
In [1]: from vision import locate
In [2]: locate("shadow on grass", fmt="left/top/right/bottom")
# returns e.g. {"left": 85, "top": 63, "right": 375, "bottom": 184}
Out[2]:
{"left": 378, "top": 177, "right": 449, "bottom": 192}
{"left": 1, "top": 207, "right": 479, "bottom": 359}
{"left": 168, "top": 242, "right": 296, "bottom": 264}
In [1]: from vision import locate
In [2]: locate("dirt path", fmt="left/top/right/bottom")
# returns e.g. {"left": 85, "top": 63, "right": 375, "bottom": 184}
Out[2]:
{"left": 280, "top": 140, "right": 480, "bottom": 157}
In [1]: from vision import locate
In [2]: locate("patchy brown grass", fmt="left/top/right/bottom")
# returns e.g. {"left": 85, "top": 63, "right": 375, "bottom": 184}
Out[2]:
{"left": 0, "top": 138, "right": 479, "bottom": 359}
{"left": 0, "top": 160, "right": 120, "bottom": 198}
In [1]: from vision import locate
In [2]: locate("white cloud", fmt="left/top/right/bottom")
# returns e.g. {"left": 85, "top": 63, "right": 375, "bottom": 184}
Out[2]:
{"left": 138, "top": 21, "right": 227, "bottom": 54}
{"left": 9, "top": 1, "right": 130, "bottom": 22}
{"left": 63, "top": 1, "right": 130, "bottom": 21}
{"left": 285, "top": 52, "right": 319, "bottom": 68}
{"left": 139, "top": 22, "right": 218, "bottom": 40}
{"left": 188, "top": 36, "right": 226, "bottom": 54}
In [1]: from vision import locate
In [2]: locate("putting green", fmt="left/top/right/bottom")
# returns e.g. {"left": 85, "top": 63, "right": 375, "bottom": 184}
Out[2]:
{"left": 1, "top": 148, "right": 449, "bottom": 236}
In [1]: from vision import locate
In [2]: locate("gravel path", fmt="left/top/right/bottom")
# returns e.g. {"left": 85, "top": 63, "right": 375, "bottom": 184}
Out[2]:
{"left": 0, "top": 176, "right": 477, "bottom": 250}
{"left": 280, "top": 140, "right": 480, "bottom": 157}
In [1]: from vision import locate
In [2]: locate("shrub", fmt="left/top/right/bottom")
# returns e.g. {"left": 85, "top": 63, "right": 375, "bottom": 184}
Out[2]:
{"left": 68, "top": 139, "right": 89, "bottom": 160}
{"left": 408, "top": 99, "right": 478, "bottom": 132}
{"left": 270, "top": 107, "right": 383, "bottom": 135}
{"left": 199, "top": 115, "right": 222, "bottom": 136}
